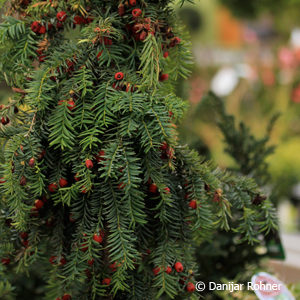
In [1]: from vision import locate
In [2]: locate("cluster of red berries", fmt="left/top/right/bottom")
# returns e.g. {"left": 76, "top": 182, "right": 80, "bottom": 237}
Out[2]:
{"left": 131, "top": 17, "right": 154, "bottom": 41}
{"left": 48, "top": 177, "right": 69, "bottom": 193}
{"left": 30, "top": 21, "right": 51, "bottom": 34}
{"left": 148, "top": 180, "right": 171, "bottom": 195}
{"left": 73, "top": 15, "right": 93, "bottom": 26}
{"left": 153, "top": 261, "right": 184, "bottom": 276}
{"left": 58, "top": 99, "right": 76, "bottom": 111}
{"left": 31, "top": 11, "right": 66, "bottom": 35}
{"left": 118, "top": 0, "right": 140, "bottom": 17}
{"left": 152, "top": 262, "right": 195, "bottom": 292}
{"left": 49, "top": 255, "right": 66, "bottom": 266}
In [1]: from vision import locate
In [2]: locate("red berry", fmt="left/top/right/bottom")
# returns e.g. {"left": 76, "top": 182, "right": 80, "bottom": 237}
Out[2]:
{"left": 60, "top": 257, "right": 67, "bottom": 265}
{"left": 139, "top": 31, "right": 147, "bottom": 41}
{"left": 164, "top": 187, "right": 171, "bottom": 194}
{"left": 88, "top": 259, "right": 94, "bottom": 266}
{"left": 59, "top": 178, "right": 68, "bottom": 188}
{"left": 29, "top": 157, "right": 35, "bottom": 167}
{"left": 114, "top": 72, "right": 124, "bottom": 81}
{"left": 85, "top": 159, "right": 93, "bottom": 169}
{"left": 38, "top": 55, "right": 46, "bottom": 62}
{"left": 159, "top": 74, "right": 169, "bottom": 82}
{"left": 169, "top": 111, "right": 173, "bottom": 117}
{"left": 69, "top": 214, "right": 76, "bottom": 223}
{"left": 129, "top": 0, "right": 137, "bottom": 6}
{"left": 0, "top": 177, "right": 6, "bottom": 184}
{"left": 95, "top": 150, "right": 105, "bottom": 162}
{"left": 48, "top": 183, "right": 58, "bottom": 193}
{"left": 186, "top": 282, "right": 195, "bottom": 293}
{"left": 173, "top": 37, "right": 181, "bottom": 45}
{"left": 1, "top": 116, "right": 9, "bottom": 125}
{"left": 132, "top": 8, "right": 142, "bottom": 18}
{"left": 62, "top": 294, "right": 71, "bottom": 300}
{"left": 93, "top": 233, "right": 103, "bottom": 243}
{"left": 80, "top": 243, "right": 88, "bottom": 252}
{"left": 118, "top": 182, "right": 126, "bottom": 190}
{"left": 1, "top": 258, "right": 10, "bottom": 265}
{"left": 165, "top": 266, "right": 172, "bottom": 274}
{"left": 38, "top": 26, "right": 46, "bottom": 34}
{"left": 174, "top": 262, "right": 184, "bottom": 273}
{"left": 166, "top": 147, "right": 174, "bottom": 159}
{"left": 74, "top": 173, "right": 80, "bottom": 181}
{"left": 153, "top": 267, "right": 161, "bottom": 276}
{"left": 22, "top": 240, "right": 29, "bottom": 247}
{"left": 56, "top": 22, "right": 63, "bottom": 29}
{"left": 189, "top": 200, "right": 197, "bottom": 209}
{"left": 163, "top": 51, "right": 169, "bottom": 58}
{"left": 118, "top": 4, "right": 125, "bottom": 16}
{"left": 67, "top": 100, "right": 76, "bottom": 111}
{"left": 20, "top": 176, "right": 27, "bottom": 186}
{"left": 170, "top": 37, "right": 181, "bottom": 47}
{"left": 49, "top": 256, "right": 57, "bottom": 264}
{"left": 74, "top": 15, "right": 85, "bottom": 25}
{"left": 109, "top": 262, "right": 117, "bottom": 271}
{"left": 34, "top": 199, "right": 44, "bottom": 210}
{"left": 31, "top": 21, "right": 41, "bottom": 33}
{"left": 38, "top": 149, "right": 46, "bottom": 160}
{"left": 97, "top": 50, "right": 103, "bottom": 60}
{"left": 102, "top": 278, "right": 111, "bottom": 285}
{"left": 149, "top": 183, "right": 158, "bottom": 194}
{"left": 20, "top": 232, "right": 28, "bottom": 240}
{"left": 57, "top": 11, "right": 67, "bottom": 22}
{"left": 103, "top": 37, "right": 112, "bottom": 45}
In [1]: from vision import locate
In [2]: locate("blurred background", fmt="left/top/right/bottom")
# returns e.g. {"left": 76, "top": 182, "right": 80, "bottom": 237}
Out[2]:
{"left": 175, "top": 0, "right": 300, "bottom": 297}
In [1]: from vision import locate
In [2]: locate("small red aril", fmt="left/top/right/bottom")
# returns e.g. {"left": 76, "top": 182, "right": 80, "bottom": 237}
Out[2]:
{"left": 102, "top": 278, "right": 111, "bottom": 285}
{"left": 174, "top": 261, "right": 184, "bottom": 273}
{"left": 188, "top": 200, "right": 197, "bottom": 210}
{"left": 186, "top": 282, "right": 196, "bottom": 292}
{"left": 34, "top": 199, "right": 44, "bottom": 210}
{"left": 59, "top": 178, "right": 68, "bottom": 188}
{"left": 85, "top": 159, "right": 93, "bottom": 169}
{"left": 93, "top": 233, "right": 103, "bottom": 243}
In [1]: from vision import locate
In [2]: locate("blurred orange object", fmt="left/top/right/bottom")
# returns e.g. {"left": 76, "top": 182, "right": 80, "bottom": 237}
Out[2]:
{"left": 217, "top": 7, "right": 243, "bottom": 47}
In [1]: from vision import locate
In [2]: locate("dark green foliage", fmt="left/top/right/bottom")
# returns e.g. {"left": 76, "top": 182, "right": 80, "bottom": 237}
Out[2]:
{"left": 0, "top": 1, "right": 277, "bottom": 299}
